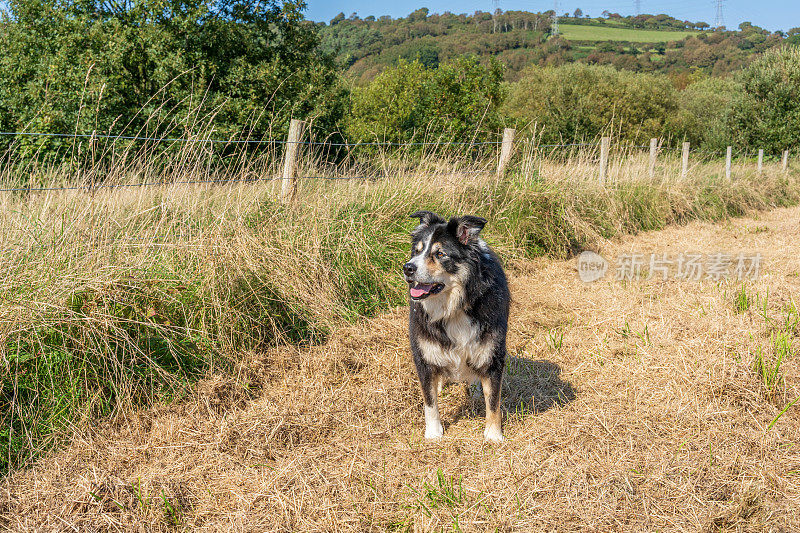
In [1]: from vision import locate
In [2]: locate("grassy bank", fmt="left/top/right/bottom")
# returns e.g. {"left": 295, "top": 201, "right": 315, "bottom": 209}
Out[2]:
{"left": 2, "top": 152, "right": 799, "bottom": 475}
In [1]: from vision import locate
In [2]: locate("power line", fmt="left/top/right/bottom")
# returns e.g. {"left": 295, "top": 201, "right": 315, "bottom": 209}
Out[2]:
{"left": 635, "top": 0, "right": 642, "bottom": 16}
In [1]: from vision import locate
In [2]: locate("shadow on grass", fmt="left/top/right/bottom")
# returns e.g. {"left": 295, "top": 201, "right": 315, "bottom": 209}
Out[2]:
{"left": 453, "top": 356, "right": 576, "bottom": 423}
{"left": 502, "top": 357, "right": 576, "bottom": 415}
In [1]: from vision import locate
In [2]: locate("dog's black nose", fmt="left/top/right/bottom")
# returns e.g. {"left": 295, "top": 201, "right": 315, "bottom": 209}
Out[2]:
{"left": 403, "top": 263, "right": 417, "bottom": 277}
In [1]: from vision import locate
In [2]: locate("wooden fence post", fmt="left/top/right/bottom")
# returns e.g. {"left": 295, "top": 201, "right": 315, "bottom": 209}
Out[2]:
{"left": 648, "top": 138, "right": 658, "bottom": 179}
{"left": 496, "top": 128, "right": 516, "bottom": 178}
{"left": 726, "top": 146, "right": 732, "bottom": 180}
{"left": 783, "top": 150, "right": 790, "bottom": 172}
{"left": 281, "top": 119, "right": 305, "bottom": 202}
{"left": 681, "top": 141, "right": 690, "bottom": 179}
{"left": 599, "top": 136, "right": 610, "bottom": 184}
{"left": 757, "top": 149, "right": 764, "bottom": 176}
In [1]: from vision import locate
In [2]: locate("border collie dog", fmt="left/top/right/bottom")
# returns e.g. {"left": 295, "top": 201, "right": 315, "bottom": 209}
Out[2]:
{"left": 403, "top": 211, "right": 510, "bottom": 442}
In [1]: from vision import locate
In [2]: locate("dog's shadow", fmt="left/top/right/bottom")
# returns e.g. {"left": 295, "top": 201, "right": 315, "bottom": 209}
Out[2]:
{"left": 454, "top": 357, "right": 576, "bottom": 423}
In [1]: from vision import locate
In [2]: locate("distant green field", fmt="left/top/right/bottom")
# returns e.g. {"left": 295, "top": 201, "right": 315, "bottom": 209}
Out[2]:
{"left": 558, "top": 24, "right": 698, "bottom": 43}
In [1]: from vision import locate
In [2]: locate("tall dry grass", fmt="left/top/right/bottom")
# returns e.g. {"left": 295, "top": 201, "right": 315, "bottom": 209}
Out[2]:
{"left": 1, "top": 133, "right": 798, "bottom": 475}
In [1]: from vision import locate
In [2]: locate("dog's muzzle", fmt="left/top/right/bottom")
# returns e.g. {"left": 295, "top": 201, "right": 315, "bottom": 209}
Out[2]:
{"left": 403, "top": 262, "right": 444, "bottom": 300}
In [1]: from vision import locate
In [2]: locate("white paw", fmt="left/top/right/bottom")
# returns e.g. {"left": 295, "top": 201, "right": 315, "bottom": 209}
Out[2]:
{"left": 425, "top": 422, "right": 444, "bottom": 440}
{"left": 424, "top": 405, "right": 443, "bottom": 440}
{"left": 483, "top": 426, "right": 504, "bottom": 443}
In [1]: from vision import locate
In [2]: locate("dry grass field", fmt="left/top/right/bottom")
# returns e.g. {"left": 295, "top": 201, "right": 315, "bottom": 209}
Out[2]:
{"left": 1, "top": 145, "right": 799, "bottom": 531}
{"left": 2, "top": 189, "right": 800, "bottom": 531}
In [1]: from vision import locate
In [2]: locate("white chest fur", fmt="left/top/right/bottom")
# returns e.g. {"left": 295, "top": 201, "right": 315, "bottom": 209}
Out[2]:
{"left": 417, "top": 311, "right": 494, "bottom": 382}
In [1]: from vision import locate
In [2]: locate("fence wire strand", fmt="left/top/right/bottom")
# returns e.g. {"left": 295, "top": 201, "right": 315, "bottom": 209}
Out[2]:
{"left": 0, "top": 175, "right": 375, "bottom": 193}
{"left": 0, "top": 130, "right": 792, "bottom": 194}
{"left": 0, "top": 131, "right": 503, "bottom": 147}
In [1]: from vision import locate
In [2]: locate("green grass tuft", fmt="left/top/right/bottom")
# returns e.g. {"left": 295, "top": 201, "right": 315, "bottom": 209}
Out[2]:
{"left": 734, "top": 283, "right": 752, "bottom": 314}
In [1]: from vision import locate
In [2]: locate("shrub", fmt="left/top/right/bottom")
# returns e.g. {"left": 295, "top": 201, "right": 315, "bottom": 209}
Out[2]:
{"left": 668, "top": 76, "right": 739, "bottom": 151}
{"left": 727, "top": 46, "right": 800, "bottom": 153}
{"left": 345, "top": 57, "right": 505, "bottom": 144}
{"left": 503, "top": 63, "right": 679, "bottom": 144}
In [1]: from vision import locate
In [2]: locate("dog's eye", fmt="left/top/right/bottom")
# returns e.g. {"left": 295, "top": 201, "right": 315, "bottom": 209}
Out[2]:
{"left": 435, "top": 250, "right": 446, "bottom": 260}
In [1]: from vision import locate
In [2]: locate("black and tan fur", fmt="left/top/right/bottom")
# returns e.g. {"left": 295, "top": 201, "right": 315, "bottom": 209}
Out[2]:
{"left": 403, "top": 211, "right": 510, "bottom": 442}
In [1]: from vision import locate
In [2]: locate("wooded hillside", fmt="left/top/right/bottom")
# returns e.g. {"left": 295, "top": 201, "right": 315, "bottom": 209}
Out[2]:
{"left": 317, "top": 8, "right": 794, "bottom": 82}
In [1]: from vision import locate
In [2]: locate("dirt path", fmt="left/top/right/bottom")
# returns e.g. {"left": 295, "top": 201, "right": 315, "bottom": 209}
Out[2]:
{"left": 4, "top": 206, "right": 800, "bottom": 532}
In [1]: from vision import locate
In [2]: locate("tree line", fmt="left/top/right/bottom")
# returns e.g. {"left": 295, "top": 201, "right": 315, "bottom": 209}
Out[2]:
{"left": 318, "top": 9, "right": 794, "bottom": 81}
{"left": 0, "top": 1, "right": 799, "bottom": 164}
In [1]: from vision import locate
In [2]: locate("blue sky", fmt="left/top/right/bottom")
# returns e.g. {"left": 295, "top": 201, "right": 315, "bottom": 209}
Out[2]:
{"left": 305, "top": 1, "right": 799, "bottom": 32}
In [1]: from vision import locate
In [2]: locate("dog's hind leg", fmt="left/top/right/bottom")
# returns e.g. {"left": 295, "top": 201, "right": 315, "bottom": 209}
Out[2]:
{"left": 421, "top": 373, "right": 444, "bottom": 440}
{"left": 481, "top": 370, "right": 504, "bottom": 443}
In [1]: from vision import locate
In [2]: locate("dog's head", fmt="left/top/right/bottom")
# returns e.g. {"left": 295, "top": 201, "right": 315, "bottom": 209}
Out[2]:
{"left": 403, "top": 210, "right": 487, "bottom": 301}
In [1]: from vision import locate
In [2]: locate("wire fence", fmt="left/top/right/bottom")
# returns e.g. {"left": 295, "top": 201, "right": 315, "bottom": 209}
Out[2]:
{"left": 0, "top": 131, "right": 505, "bottom": 147}
{"left": 0, "top": 175, "right": 377, "bottom": 193}
{"left": 0, "top": 129, "right": 793, "bottom": 194}
{"left": 0, "top": 129, "right": 763, "bottom": 154}
{"left": 0, "top": 130, "right": 734, "bottom": 150}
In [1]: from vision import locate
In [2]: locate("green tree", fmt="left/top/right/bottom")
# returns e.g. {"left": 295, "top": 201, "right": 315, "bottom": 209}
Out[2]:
{"left": 399, "top": 41, "right": 440, "bottom": 68}
{"left": 727, "top": 46, "right": 800, "bottom": 153}
{"left": 668, "top": 77, "right": 738, "bottom": 150}
{"left": 346, "top": 57, "right": 504, "bottom": 144}
{"left": 0, "top": 0, "right": 345, "bottom": 159}
{"left": 504, "top": 63, "right": 678, "bottom": 144}
{"left": 787, "top": 28, "right": 800, "bottom": 46}
{"left": 408, "top": 8, "right": 429, "bottom": 22}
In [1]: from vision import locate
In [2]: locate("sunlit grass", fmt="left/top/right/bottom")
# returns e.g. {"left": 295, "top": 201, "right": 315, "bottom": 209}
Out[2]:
{"left": 1, "top": 133, "right": 798, "bottom": 475}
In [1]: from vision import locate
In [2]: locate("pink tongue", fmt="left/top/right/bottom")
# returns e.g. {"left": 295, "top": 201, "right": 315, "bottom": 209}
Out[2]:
{"left": 410, "top": 286, "right": 429, "bottom": 298}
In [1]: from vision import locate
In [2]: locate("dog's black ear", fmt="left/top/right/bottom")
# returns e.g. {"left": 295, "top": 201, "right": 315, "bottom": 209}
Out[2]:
{"left": 449, "top": 215, "right": 487, "bottom": 245}
{"left": 410, "top": 210, "right": 444, "bottom": 226}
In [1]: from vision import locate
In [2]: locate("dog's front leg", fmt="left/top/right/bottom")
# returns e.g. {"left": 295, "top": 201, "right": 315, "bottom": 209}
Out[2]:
{"left": 420, "top": 373, "right": 444, "bottom": 440}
